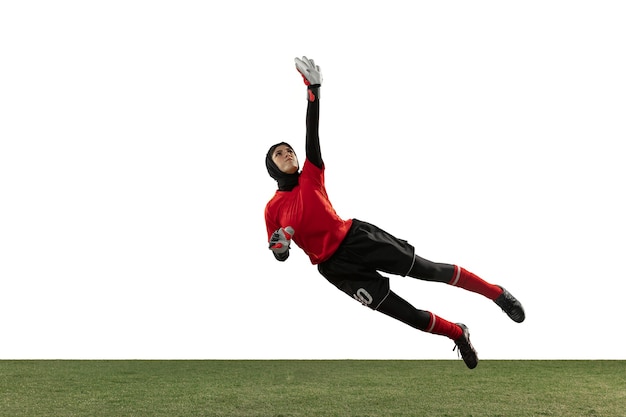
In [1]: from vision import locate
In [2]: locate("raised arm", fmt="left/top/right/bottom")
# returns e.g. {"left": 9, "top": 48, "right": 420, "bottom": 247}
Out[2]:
{"left": 295, "top": 56, "right": 323, "bottom": 169}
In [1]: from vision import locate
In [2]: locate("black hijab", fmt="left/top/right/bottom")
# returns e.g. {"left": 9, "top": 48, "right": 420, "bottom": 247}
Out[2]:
{"left": 266, "top": 142, "right": 300, "bottom": 191}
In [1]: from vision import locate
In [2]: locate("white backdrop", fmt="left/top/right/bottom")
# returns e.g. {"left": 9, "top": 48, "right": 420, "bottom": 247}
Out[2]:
{"left": 1, "top": 1, "right": 625, "bottom": 359}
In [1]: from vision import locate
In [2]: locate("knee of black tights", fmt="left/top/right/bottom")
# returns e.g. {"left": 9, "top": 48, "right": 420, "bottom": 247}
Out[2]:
{"left": 407, "top": 255, "right": 454, "bottom": 283}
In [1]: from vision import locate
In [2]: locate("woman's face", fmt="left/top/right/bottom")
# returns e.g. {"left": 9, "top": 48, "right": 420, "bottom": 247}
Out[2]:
{"left": 272, "top": 144, "right": 299, "bottom": 174}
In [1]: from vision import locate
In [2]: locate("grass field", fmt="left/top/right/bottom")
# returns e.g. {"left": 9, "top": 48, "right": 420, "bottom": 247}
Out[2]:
{"left": 1, "top": 360, "right": 624, "bottom": 417}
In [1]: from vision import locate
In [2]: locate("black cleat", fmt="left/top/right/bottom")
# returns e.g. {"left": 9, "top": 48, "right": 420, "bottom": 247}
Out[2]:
{"left": 494, "top": 286, "right": 525, "bottom": 323}
{"left": 453, "top": 323, "right": 478, "bottom": 369}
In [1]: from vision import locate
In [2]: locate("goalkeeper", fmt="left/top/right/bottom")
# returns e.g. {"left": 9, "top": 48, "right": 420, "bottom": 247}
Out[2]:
{"left": 264, "top": 56, "right": 525, "bottom": 369}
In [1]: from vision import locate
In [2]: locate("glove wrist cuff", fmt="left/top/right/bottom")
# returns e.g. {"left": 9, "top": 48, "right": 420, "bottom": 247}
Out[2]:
{"left": 274, "top": 249, "right": 289, "bottom": 262}
{"left": 307, "top": 85, "right": 321, "bottom": 102}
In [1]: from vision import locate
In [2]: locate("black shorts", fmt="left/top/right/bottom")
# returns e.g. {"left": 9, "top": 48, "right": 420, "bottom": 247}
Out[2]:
{"left": 317, "top": 219, "right": 415, "bottom": 310}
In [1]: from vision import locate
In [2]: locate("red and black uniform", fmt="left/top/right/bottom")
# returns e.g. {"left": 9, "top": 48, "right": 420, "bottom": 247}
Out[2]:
{"left": 264, "top": 159, "right": 352, "bottom": 264}
{"left": 265, "top": 84, "right": 506, "bottom": 341}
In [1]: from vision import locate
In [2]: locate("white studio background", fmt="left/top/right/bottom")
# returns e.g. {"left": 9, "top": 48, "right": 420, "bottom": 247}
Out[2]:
{"left": 1, "top": 1, "right": 625, "bottom": 359}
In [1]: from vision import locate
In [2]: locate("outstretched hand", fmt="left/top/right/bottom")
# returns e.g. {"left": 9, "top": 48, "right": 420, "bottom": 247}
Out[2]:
{"left": 295, "top": 56, "right": 322, "bottom": 86}
{"left": 269, "top": 226, "right": 294, "bottom": 254}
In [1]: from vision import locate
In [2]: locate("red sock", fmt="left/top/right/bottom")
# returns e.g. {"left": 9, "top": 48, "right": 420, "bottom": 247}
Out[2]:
{"left": 426, "top": 312, "right": 462, "bottom": 340}
{"left": 449, "top": 266, "right": 503, "bottom": 300}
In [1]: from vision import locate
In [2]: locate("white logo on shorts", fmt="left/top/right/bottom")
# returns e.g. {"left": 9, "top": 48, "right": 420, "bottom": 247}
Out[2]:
{"left": 353, "top": 288, "right": 373, "bottom": 306}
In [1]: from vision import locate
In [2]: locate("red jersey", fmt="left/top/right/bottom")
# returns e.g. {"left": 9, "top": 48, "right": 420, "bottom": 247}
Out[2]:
{"left": 265, "top": 159, "right": 353, "bottom": 265}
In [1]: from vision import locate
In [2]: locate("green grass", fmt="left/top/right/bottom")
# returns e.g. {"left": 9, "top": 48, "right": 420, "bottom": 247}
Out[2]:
{"left": 0, "top": 360, "right": 624, "bottom": 417}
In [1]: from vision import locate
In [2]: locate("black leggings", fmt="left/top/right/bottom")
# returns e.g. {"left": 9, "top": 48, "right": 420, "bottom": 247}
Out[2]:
{"left": 407, "top": 254, "right": 455, "bottom": 283}
{"left": 376, "top": 255, "right": 456, "bottom": 331}
{"left": 377, "top": 291, "right": 431, "bottom": 330}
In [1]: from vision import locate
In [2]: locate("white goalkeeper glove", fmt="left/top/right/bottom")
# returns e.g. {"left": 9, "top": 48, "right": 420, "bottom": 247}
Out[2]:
{"left": 269, "top": 226, "right": 294, "bottom": 261}
{"left": 295, "top": 56, "right": 323, "bottom": 86}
